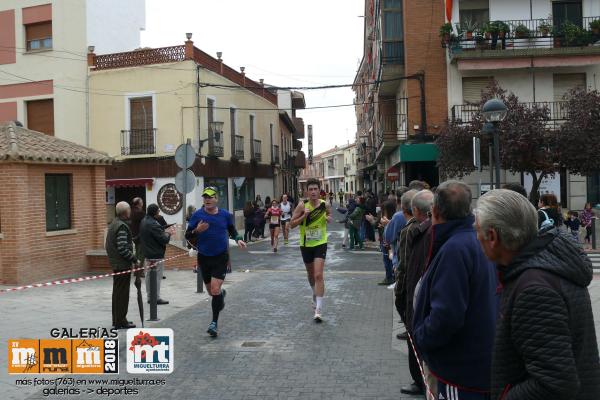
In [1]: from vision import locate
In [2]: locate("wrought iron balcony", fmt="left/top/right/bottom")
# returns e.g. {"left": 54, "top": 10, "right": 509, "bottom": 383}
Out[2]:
{"left": 252, "top": 139, "right": 262, "bottom": 162}
{"left": 446, "top": 17, "right": 600, "bottom": 55}
{"left": 208, "top": 131, "right": 224, "bottom": 157}
{"left": 382, "top": 41, "right": 404, "bottom": 65}
{"left": 451, "top": 101, "right": 569, "bottom": 127}
{"left": 234, "top": 135, "right": 244, "bottom": 160}
{"left": 120, "top": 128, "right": 156, "bottom": 155}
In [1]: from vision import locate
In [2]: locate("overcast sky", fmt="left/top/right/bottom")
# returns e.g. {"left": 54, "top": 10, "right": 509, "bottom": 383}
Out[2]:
{"left": 141, "top": 0, "right": 364, "bottom": 155}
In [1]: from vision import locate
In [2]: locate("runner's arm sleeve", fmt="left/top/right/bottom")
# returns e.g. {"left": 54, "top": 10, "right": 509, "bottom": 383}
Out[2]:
{"left": 116, "top": 227, "right": 137, "bottom": 264}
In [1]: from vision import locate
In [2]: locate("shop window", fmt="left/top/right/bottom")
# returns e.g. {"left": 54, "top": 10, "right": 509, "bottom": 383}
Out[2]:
{"left": 233, "top": 178, "right": 255, "bottom": 210}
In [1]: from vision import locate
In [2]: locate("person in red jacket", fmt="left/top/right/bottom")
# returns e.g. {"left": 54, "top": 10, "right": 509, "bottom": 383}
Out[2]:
{"left": 265, "top": 199, "right": 282, "bottom": 252}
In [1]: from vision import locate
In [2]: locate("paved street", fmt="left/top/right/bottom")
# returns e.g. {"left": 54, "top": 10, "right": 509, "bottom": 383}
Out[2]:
{"left": 2, "top": 210, "right": 600, "bottom": 400}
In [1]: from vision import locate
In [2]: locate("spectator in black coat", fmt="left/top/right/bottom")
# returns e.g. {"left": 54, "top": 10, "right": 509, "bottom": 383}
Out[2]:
{"left": 140, "top": 204, "right": 175, "bottom": 305}
{"left": 476, "top": 189, "right": 600, "bottom": 400}
{"left": 243, "top": 201, "right": 255, "bottom": 242}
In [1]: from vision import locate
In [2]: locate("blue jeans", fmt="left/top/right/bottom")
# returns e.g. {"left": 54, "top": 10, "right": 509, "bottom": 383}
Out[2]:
{"left": 381, "top": 244, "right": 393, "bottom": 281}
{"left": 359, "top": 220, "right": 366, "bottom": 241}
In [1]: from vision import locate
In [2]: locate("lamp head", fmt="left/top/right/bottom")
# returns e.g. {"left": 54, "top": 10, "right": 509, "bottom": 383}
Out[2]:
{"left": 186, "top": 32, "right": 192, "bottom": 40}
{"left": 482, "top": 98, "right": 507, "bottom": 122}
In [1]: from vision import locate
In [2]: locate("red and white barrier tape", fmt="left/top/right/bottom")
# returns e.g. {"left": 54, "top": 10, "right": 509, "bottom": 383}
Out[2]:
{"left": 407, "top": 331, "right": 436, "bottom": 400}
{"left": 0, "top": 253, "right": 189, "bottom": 294}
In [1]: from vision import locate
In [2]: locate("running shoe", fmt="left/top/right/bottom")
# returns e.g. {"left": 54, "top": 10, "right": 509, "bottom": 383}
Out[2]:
{"left": 284, "top": 240, "right": 289, "bottom": 245}
{"left": 313, "top": 308, "right": 323, "bottom": 323}
{"left": 273, "top": 248, "right": 278, "bottom": 253}
{"left": 207, "top": 321, "right": 218, "bottom": 337}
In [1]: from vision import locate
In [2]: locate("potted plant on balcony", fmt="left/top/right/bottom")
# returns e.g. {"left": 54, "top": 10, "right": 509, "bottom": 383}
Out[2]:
{"left": 538, "top": 20, "right": 551, "bottom": 37}
{"left": 439, "top": 22, "right": 453, "bottom": 44}
{"left": 461, "top": 18, "right": 478, "bottom": 40}
{"left": 590, "top": 19, "right": 600, "bottom": 35}
{"left": 495, "top": 21, "right": 510, "bottom": 39}
{"left": 562, "top": 21, "right": 589, "bottom": 46}
{"left": 483, "top": 21, "right": 498, "bottom": 39}
{"left": 514, "top": 23, "right": 531, "bottom": 39}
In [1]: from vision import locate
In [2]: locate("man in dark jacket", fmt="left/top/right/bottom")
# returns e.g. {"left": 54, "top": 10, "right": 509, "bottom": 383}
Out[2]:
{"left": 400, "top": 189, "right": 433, "bottom": 396}
{"left": 105, "top": 201, "right": 138, "bottom": 329}
{"left": 476, "top": 189, "right": 600, "bottom": 400}
{"left": 140, "top": 204, "right": 175, "bottom": 305}
{"left": 413, "top": 180, "right": 498, "bottom": 399}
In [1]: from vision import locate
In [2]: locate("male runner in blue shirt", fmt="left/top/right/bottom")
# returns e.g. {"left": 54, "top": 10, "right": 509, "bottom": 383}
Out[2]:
{"left": 187, "top": 186, "right": 246, "bottom": 337}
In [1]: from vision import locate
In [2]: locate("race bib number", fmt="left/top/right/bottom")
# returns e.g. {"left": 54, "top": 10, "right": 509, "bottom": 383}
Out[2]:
{"left": 306, "top": 227, "right": 322, "bottom": 241}
{"left": 270, "top": 216, "right": 279, "bottom": 224}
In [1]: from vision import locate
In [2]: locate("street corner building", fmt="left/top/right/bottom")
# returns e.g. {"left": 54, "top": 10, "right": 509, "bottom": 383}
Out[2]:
{"left": 0, "top": 122, "right": 112, "bottom": 285}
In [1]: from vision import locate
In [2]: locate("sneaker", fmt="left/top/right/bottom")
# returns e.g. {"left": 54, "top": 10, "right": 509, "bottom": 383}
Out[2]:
{"left": 207, "top": 321, "right": 218, "bottom": 337}
{"left": 284, "top": 240, "right": 289, "bottom": 245}
{"left": 273, "top": 248, "right": 278, "bottom": 253}
{"left": 313, "top": 308, "right": 323, "bottom": 323}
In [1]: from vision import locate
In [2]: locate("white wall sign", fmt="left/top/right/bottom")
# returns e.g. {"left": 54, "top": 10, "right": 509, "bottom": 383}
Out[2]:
{"left": 524, "top": 172, "right": 561, "bottom": 202}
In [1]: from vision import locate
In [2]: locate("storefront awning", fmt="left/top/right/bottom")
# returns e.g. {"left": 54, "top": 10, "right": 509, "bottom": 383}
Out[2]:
{"left": 399, "top": 143, "right": 438, "bottom": 162}
{"left": 106, "top": 178, "right": 154, "bottom": 188}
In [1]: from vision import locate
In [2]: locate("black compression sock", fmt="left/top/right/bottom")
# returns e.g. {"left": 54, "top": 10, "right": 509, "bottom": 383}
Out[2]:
{"left": 211, "top": 293, "right": 224, "bottom": 323}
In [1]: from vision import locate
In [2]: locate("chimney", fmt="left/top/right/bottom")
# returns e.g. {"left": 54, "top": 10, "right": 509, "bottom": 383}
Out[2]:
{"left": 240, "top": 67, "right": 246, "bottom": 86}
{"left": 217, "top": 52, "right": 223, "bottom": 74}
{"left": 184, "top": 33, "right": 193, "bottom": 60}
{"left": 87, "top": 45, "right": 96, "bottom": 68}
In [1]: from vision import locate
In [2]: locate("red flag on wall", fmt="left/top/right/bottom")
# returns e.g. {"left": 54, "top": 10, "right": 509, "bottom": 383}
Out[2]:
{"left": 446, "top": 0, "right": 453, "bottom": 22}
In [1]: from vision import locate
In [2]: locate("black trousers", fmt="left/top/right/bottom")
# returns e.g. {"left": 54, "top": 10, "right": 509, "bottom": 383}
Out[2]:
{"left": 112, "top": 271, "right": 131, "bottom": 326}
{"left": 408, "top": 336, "right": 425, "bottom": 389}
{"left": 244, "top": 220, "right": 254, "bottom": 242}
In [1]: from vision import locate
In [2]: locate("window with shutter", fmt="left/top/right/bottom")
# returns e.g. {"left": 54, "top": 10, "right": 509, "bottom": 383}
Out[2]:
{"left": 462, "top": 77, "right": 494, "bottom": 103}
{"left": 25, "top": 21, "right": 52, "bottom": 51}
{"left": 26, "top": 98, "right": 54, "bottom": 136}
{"left": 128, "top": 97, "right": 153, "bottom": 154}
{"left": 553, "top": 73, "right": 586, "bottom": 101}
{"left": 45, "top": 174, "right": 71, "bottom": 231}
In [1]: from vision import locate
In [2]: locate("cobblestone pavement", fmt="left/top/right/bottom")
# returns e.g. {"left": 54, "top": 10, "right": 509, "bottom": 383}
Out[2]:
{"left": 4, "top": 209, "right": 600, "bottom": 399}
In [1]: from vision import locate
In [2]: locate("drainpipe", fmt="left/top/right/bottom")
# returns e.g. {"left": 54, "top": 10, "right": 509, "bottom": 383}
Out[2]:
{"left": 196, "top": 63, "right": 201, "bottom": 152}
{"left": 419, "top": 72, "right": 427, "bottom": 141}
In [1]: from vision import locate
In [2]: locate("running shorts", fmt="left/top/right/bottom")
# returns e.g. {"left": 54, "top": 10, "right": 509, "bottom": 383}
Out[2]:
{"left": 269, "top": 223, "right": 280, "bottom": 229}
{"left": 300, "top": 243, "right": 328, "bottom": 264}
{"left": 198, "top": 251, "right": 229, "bottom": 284}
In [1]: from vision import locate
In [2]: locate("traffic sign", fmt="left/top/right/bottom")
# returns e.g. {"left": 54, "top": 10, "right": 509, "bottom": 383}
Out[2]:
{"left": 175, "top": 169, "right": 195, "bottom": 194}
{"left": 175, "top": 143, "right": 196, "bottom": 169}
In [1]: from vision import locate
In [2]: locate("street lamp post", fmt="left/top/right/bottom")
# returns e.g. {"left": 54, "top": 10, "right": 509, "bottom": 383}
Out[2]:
{"left": 482, "top": 99, "right": 507, "bottom": 189}
{"left": 290, "top": 147, "right": 299, "bottom": 200}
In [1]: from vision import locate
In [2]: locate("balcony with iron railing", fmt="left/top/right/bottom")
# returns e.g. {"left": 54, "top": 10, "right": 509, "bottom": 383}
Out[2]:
{"left": 271, "top": 145, "right": 280, "bottom": 165}
{"left": 451, "top": 101, "right": 570, "bottom": 127}
{"left": 252, "top": 139, "right": 262, "bottom": 162}
{"left": 446, "top": 17, "right": 600, "bottom": 60}
{"left": 208, "top": 130, "right": 224, "bottom": 157}
{"left": 293, "top": 117, "right": 305, "bottom": 140}
{"left": 382, "top": 41, "right": 405, "bottom": 65}
{"left": 233, "top": 135, "right": 244, "bottom": 160}
{"left": 120, "top": 128, "right": 156, "bottom": 156}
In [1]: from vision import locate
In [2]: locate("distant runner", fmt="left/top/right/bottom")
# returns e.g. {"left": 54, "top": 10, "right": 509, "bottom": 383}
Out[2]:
{"left": 265, "top": 199, "right": 282, "bottom": 252}
{"left": 280, "top": 194, "right": 293, "bottom": 245}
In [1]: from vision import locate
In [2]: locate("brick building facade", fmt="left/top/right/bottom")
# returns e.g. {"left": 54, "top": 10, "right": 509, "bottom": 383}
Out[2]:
{"left": 0, "top": 122, "right": 112, "bottom": 284}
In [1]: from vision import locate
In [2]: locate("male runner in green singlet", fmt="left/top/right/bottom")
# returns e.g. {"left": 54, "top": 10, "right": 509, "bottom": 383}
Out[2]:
{"left": 290, "top": 178, "right": 332, "bottom": 322}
